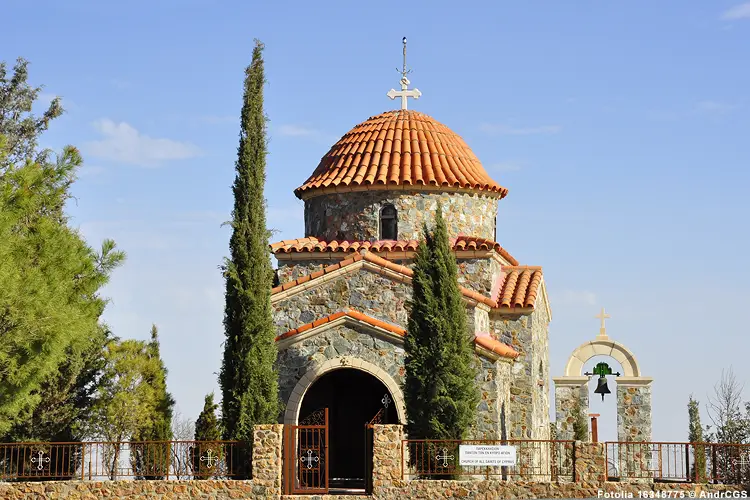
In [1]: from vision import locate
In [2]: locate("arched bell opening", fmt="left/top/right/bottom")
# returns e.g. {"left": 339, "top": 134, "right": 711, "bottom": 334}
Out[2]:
{"left": 299, "top": 368, "right": 398, "bottom": 490}
{"left": 583, "top": 356, "right": 625, "bottom": 442}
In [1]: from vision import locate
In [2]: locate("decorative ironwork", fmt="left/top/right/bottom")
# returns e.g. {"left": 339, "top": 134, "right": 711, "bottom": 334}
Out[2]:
{"left": 368, "top": 408, "right": 384, "bottom": 425}
{"left": 0, "top": 440, "right": 247, "bottom": 481}
{"left": 381, "top": 393, "right": 392, "bottom": 409}
{"left": 300, "top": 449, "right": 319, "bottom": 469}
{"left": 435, "top": 448, "right": 455, "bottom": 468}
{"left": 31, "top": 451, "right": 50, "bottom": 470}
{"left": 200, "top": 449, "right": 219, "bottom": 468}
{"left": 283, "top": 408, "right": 328, "bottom": 494}
{"left": 299, "top": 408, "right": 326, "bottom": 426}
{"left": 403, "top": 439, "right": 576, "bottom": 480}
{"left": 605, "top": 441, "right": 750, "bottom": 483}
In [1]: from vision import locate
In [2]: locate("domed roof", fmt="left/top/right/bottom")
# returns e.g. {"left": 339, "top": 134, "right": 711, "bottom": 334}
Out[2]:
{"left": 294, "top": 110, "right": 508, "bottom": 200}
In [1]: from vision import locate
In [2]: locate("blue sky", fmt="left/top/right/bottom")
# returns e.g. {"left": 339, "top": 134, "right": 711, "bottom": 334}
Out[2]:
{"left": 2, "top": 0, "right": 748, "bottom": 442}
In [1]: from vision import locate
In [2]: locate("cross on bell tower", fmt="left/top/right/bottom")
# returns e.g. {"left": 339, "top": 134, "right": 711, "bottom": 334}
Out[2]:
{"left": 387, "top": 37, "right": 422, "bottom": 110}
{"left": 595, "top": 307, "right": 610, "bottom": 338}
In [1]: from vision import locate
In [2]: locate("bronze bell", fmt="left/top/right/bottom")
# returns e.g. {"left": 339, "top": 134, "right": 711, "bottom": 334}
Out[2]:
{"left": 594, "top": 376, "right": 611, "bottom": 401}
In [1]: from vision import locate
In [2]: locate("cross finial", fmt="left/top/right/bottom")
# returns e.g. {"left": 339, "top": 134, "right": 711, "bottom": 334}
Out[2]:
{"left": 595, "top": 307, "right": 611, "bottom": 337}
{"left": 387, "top": 37, "right": 422, "bottom": 110}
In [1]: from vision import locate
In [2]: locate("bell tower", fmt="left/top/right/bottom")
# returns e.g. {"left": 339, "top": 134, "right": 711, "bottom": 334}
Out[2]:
{"left": 553, "top": 308, "right": 653, "bottom": 450}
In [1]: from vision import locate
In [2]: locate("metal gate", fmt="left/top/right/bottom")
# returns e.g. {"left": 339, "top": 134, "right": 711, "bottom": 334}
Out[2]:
{"left": 283, "top": 408, "right": 328, "bottom": 494}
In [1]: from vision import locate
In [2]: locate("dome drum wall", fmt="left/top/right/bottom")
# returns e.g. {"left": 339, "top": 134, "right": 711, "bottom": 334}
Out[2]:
{"left": 304, "top": 190, "right": 498, "bottom": 242}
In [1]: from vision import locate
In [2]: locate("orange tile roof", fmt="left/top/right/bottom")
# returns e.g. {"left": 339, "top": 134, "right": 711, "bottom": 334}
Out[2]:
{"left": 272, "top": 250, "right": 542, "bottom": 311}
{"left": 270, "top": 235, "right": 519, "bottom": 265}
{"left": 276, "top": 310, "right": 519, "bottom": 359}
{"left": 493, "top": 266, "right": 543, "bottom": 309}
{"left": 294, "top": 110, "right": 508, "bottom": 199}
{"left": 474, "top": 335, "right": 521, "bottom": 359}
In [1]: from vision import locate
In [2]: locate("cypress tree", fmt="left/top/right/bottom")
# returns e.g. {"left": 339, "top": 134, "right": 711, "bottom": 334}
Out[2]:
{"left": 131, "top": 325, "right": 175, "bottom": 480}
{"left": 193, "top": 393, "right": 221, "bottom": 479}
{"left": 219, "top": 39, "right": 279, "bottom": 477}
{"left": 688, "top": 395, "right": 706, "bottom": 482}
{"left": 404, "top": 206, "right": 479, "bottom": 477}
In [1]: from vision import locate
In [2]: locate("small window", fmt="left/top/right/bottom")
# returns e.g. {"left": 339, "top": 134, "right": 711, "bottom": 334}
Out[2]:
{"left": 380, "top": 205, "right": 398, "bottom": 240}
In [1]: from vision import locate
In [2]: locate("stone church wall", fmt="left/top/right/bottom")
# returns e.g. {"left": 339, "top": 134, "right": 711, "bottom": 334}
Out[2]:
{"left": 273, "top": 272, "right": 412, "bottom": 334}
{"left": 276, "top": 323, "right": 406, "bottom": 412}
{"left": 490, "top": 299, "right": 550, "bottom": 441}
{"left": 304, "top": 190, "right": 498, "bottom": 241}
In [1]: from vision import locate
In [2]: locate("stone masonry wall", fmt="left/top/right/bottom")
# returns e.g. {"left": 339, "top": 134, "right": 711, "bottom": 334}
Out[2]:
{"left": 555, "top": 383, "right": 590, "bottom": 441}
{"left": 617, "top": 384, "right": 653, "bottom": 442}
{"left": 1, "top": 425, "right": 745, "bottom": 499}
{"left": 276, "top": 254, "right": 498, "bottom": 296}
{"left": 273, "top": 270, "right": 412, "bottom": 334}
{"left": 490, "top": 296, "right": 551, "bottom": 441}
{"left": 276, "top": 323, "right": 406, "bottom": 417}
{"left": 304, "top": 190, "right": 498, "bottom": 241}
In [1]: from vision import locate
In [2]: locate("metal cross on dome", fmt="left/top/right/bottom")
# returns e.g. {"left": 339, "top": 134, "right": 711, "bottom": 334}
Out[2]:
{"left": 387, "top": 37, "right": 422, "bottom": 110}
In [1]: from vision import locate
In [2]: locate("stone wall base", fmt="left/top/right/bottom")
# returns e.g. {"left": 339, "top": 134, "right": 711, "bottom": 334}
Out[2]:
{"left": 0, "top": 480, "right": 745, "bottom": 499}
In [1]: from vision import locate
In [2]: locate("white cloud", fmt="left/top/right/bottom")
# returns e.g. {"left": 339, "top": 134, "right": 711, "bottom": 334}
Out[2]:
{"left": 278, "top": 124, "right": 319, "bottom": 137}
{"left": 85, "top": 119, "right": 201, "bottom": 167}
{"left": 694, "top": 100, "right": 737, "bottom": 115}
{"left": 479, "top": 123, "right": 562, "bottom": 136}
{"left": 557, "top": 290, "right": 597, "bottom": 306}
{"left": 721, "top": 2, "right": 750, "bottom": 20}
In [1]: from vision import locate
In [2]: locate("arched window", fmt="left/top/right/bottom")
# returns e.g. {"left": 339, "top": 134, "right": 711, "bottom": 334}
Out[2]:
{"left": 379, "top": 205, "right": 398, "bottom": 240}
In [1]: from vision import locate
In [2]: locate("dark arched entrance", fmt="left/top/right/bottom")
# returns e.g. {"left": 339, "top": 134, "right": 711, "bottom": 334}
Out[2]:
{"left": 299, "top": 368, "right": 398, "bottom": 490}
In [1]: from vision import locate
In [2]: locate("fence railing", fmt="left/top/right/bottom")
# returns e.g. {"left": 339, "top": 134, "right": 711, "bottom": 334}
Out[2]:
{"left": 402, "top": 439, "right": 575, "bottom": 481}
{"left": 0, "top": 441, "right": 250, "bottom": 481}
{"left": 606, "top": 441, "right": 750, "bottom": 484}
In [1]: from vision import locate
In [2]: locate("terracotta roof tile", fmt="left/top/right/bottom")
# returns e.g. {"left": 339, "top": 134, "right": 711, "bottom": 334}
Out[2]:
{"left": 295, "top": 110, "right": 508, "bottom": 199}
{"left": 495, "top": 266, "right": 544, "bottom": 309}
{"left": 276, "top": 310, "right": 518, "bottom": 360}
{"left": 474, "top": 335, "right": 521, "bottom": 359}
{"left": 271, "top": 235, "right": 518, "bottom": 265}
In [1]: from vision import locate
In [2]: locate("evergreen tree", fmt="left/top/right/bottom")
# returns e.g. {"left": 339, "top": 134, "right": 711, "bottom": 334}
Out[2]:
{"left": 193, "top": 393, "right": 222, "bottom": 479}
{"left": 404, "top": 206, "right": 479, "bottom": 477}
{"left": 0, "top": 57, "right": 63, "bottom": 170}
{"left": 688, "top": 395, "right": 706, "bottom": 482}
{"left": 131, "top": 325, "right": 175, "bottom": 480}
{"left": 91, "top": 338, "right": 166, "bottom": 479}
{"left": 0, "top": 58, "right": 124, "bottom": 437}
{"left": 219, "top": 39, "right": 279, "bottom": 478}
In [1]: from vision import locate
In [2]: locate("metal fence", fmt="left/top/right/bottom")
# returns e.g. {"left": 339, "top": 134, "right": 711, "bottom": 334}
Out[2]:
{"left": 0, "top": 441, "right": 250, "bottom": 481}
{"left": 606, "top": 442, "right": 750, "bottom": 484}
{"left": 402, "top": 439, "right": 575, "bottom": 481}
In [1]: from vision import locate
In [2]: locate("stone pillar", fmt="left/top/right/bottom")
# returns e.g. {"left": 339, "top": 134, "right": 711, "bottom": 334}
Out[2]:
{"left": 252, "top": 424, "right": 284, "bottom": 497}
{"left": 616, "top": 378, "right": 653, "bottom": 479}
{"left": 574, "top": 442, "right": 606, "bottom": 485}
{"left": 553, "top": 376, "right": 590, "bottom": 441}
{"left": 372, "top": 424, "right": 404, "bottom": 498}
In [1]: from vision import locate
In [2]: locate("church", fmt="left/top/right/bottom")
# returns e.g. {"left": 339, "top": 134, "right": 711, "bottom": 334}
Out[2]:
{"left": 269, "top": 40, "right": 552, "bottom": 488}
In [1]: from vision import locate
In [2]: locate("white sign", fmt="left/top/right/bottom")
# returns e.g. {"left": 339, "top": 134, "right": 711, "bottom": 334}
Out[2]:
{"left": 459, "top": 445, "right": 516, "bottom": 466}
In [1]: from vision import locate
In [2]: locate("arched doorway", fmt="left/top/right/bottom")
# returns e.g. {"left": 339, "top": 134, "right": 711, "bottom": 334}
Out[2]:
{"left": 299, "top": 368, "right": 398, "bottom": 490}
